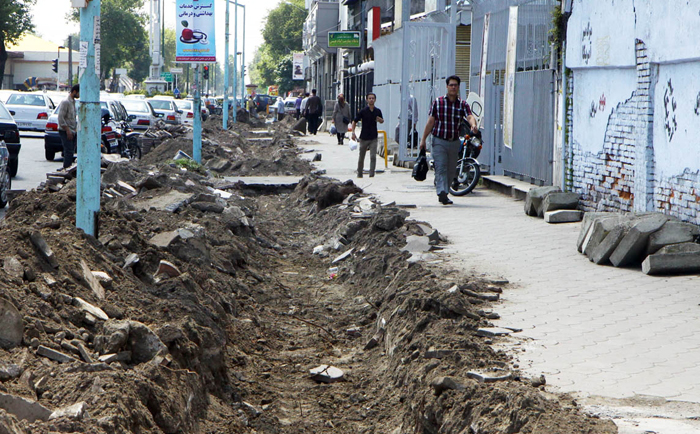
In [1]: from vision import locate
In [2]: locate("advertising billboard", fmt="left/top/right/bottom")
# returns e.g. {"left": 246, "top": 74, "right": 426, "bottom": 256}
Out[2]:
{"left": 176, "top": 0, "right": 216, "bottom": 62}
{"left": 292, "top": 52, "right": 304, "bottom": 80}
{"left": 328, "top": 32, "right": 361, "bottom": 48}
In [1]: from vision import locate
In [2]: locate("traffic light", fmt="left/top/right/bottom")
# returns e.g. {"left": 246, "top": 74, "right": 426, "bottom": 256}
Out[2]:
{"left": 203, "top": 65, "right": 209, "bottom": 80}
{"left": 52, "top": 59, "right": 58, "bottom": 73}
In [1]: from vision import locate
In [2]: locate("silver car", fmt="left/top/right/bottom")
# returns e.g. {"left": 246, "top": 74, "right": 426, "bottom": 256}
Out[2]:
{"left": 4, "top": 92, "right": 55, "bottom": 131}
{"left": 146, "top": 98, "right": 182, "bottom": 125}
{"left": 120, "top": 99, "right": 158, "bottom": 130}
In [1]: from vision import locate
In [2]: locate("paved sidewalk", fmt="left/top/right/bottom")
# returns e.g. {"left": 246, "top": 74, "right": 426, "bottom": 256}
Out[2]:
{"left": 297, "top": 132, "right": 700, "bottom": 432}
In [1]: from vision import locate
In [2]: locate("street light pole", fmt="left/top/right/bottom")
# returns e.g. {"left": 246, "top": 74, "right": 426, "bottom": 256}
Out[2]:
{"left": 223, "top": 0, "right": 230, "bottom": 129}
{"left": 241, "top": 4, "right": 245, "bottom": 101}
{"left": 232, "top": 0, "right": 238, "bottom": 123}
{"left": 57, "top": 46, "right": 65, "bottom": 90}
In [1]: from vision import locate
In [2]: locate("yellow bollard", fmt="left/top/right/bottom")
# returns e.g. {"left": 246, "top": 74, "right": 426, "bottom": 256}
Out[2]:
{"left": 377, "top": 130, "right": 388, "bottom": 168}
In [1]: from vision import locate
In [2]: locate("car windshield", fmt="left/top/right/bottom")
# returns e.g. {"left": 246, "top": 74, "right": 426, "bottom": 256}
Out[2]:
{"left": 0, "top": 103, "right": 12, "bottom": 120}
{"left": 121, "top": 100, "right": 149, "bottom": 113}
{"left": 7, "top": 94, "right": 45, "bottom": 106}
{"left": 149, "top": 100, "right": 172, "bottom": 110}
{"left": 175, "top": 100, "right": 192, "bottom": 110}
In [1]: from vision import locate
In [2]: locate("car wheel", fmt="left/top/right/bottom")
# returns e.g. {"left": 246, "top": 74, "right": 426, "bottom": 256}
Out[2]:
{"left": 45, "top": 149, "right": 55, "bottom": 161}
{"left": 8, "top": 158, "right": 18, "bottom": 178}
{"left": 0, "top": 170, "right": 11, "bottom": 208}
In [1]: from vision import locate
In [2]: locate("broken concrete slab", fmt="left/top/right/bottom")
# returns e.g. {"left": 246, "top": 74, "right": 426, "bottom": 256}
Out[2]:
{"left": 647, "top": 221, "right": 700, "bottom": 255}
{"left": 115, "top": 181, "right": 137, "bottom": 195}
{"left": 80, "top": 259, "right": 105, "bottom": 300}
{"left": 30, "top": 232, "right": 59, "bottom": 269}
{"left": 332, "top": 248, "right": 354, "bottom": 264}
{"left": 467, "top": 371, "right": 512, "bottom": 383}
{"left": 539, "top": 192, "right": 580, "bottom": 217}
{"left": 642, "top": 243, "right": 700, "bottom": 275}
{"left": 0, "top": 299, "right": 22, "bottom": 350}
{"left": 190, "top": 202, "right": 225, "bottom": 213}
{"left": 590, "top": 225, "right": 628, "bottom": 265}
{"left": 544, "top": 210, "right": 583, "bottom": 224}
{"left": 610, "top": 214, "right": 671, "bottom": 267}
{"left": 36, "top": 346, "right": 78, "bottom": 364}
{"left": 402, "top": 235, "right": 432, "bottom": 255}
{"left": 132, "top": 190, "right": 193, "bottom": 213}
{"left": 73, "top": 297, "right": 109, "bottom": 321}
{"left": 524, "top": 186, "right": 561, "bottom": 217}
{"left": 207, "top": 157, "right": 232, "bottom": 173}
{"left": 582, "top": 215, "right": 630, "bottom": 258}
{"left": 431, "top": 376, "right": 465, "bottom": 395}
{"left": 74, "top": 342, "right": 93, "bottom": 363}
{"left": 3, "top": 257, "right": 23, "bottom": 279}
{"left": 577, "top": 212, "right": 615, "bottom": 252}
{"left": 148, "top": 231, "right": 181, "bottom": 248}
{"left": 476, "top": 328, "right": 512, "bottom": 338}
{"left": 309, "top": 365, "right": 344, "bottom": 383}
{"left": 49, "top": 402, "right": 88, "bottom": 420}
{"left": 0, "top": 392, "right": 51, "bottom": 423}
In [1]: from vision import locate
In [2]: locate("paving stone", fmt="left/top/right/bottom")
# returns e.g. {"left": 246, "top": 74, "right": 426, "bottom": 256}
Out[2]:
{"left": 309, "top": 365, "right": 344, "bottom": 383}
{"left": 647, "top": 221, "right": 700, "bottom": 255}
{"left": 467, "top": 371, "right": 512, "bottom": 383}
{"left": 80, "top": 259, "right": 105, "bottom": 300}
{"left": 49, "top": 401, "right": 88, "bottom": 420}
{"left": 544, "top": 210, "right": 583, "bottom": 223}
{"left": 0, "top": 392, "right": 51, "bottom": 422}
{"left": 539, "top": 192, "right": 580, "bottom": 217}
{"left": 73, "top": 297, "right": 109, "bottom": 321}
{"left": 0, "top": 298, "right": 22, "bottom": 350}
{"left": 642, "top": 243, "right": 700, "bottom": 275}
{"left": 431, "top": 376, "right": 465, "bottom": 395}
{"left": 476, "top": 327, "right": 512, "bottom": 338}
{"left": 332, "top": 248, "right": 354, "bottom": 264}
{"left": 590, "top": 225, "right": 628, "bottom": 265}
{"left": 610, "top": 214, "right": 671, "bottom": 267}
{"left": 524, "top": 186, "right": 561, "bottom": 217}
{"left": 36, "top": 346, "right": 78, "bottom": 364}
{"left": 30, "top": 231, "right": 59, "bottom": 269}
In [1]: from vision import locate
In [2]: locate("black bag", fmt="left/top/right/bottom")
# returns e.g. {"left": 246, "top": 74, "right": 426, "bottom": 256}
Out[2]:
{"left": 412, "top": 148, "right": 428, "bottom": 182}
{"left": 342, "top": 116, "right": 350, "bottom": 125}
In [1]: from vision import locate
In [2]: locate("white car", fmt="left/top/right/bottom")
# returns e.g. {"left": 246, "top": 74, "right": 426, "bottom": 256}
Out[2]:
{"left": 4, "top": 92, "right": 56, "bottom": 131}
{"left": 120, "top": 99, "right": 158, "bottom": 130}
{"left": 147, "top": 97, "right": 182, "bottom": 125}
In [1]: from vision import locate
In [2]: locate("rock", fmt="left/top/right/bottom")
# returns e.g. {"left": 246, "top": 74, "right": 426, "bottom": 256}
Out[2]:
{"left": 3, "top": 257, "right": 23, "bottom": 279}
{"left": 100, "top": 321, "right": 130, "bottom": 354}
{"left": 49, "top": 401, "right": 88, "bottom": 420}
{"left": 539, "top": 192, "right": 579, "bottom": 216}
{"left": 73, "top": 297, "right": 109, "bottom": 321}
{"left": 467, "top": 371, "right": 512, "bottom": 383}
{"left": 309, "top": 365, "right": 344, "bottom": 383}
{"left": 544, "top": 210, "right": 583, "bottom": 223}
{"left": 0, "top": 363, "right": 21, "bottom": 382}
{"left": 0, "top": 407, "right": 25, "bottom": 433}
{"left": 0, "top": 392, "right": 52, "bottom": 422}
{"left": 425, "top": 348, "right": 455, "bottom": 359}
{"left": 332, "top": 248, "right": 354, "bottom": 264}
{"left": 123, "top": 253, "right": 139, "bottom": 269}
{"left": 148, "top": 231, "right": 181, "bottom": 248}
{"left": 312, "top": 153, "right": 322, "bottom": 162}
{"left": 402, "top": 235, "right": 431, "bottom": 255}
{"left": 291, "top": 117, "right": 307, "bottom": 134}
{"left": 531, "top": 374, "right": 547, "bottom": 387}
{"left": 91, "top": 271, "right": 112, "bottom": 284}
{"left": 98, "top": 354, "right": 118, "bottom": 364}
{"left": 190, "top": 201, "right": 225, "bottom": 213}
{"left": 207, "top": 157, "right": 232, "bottom": 173}
{"left": 590, "top": 225, "right": 628, "bottom": 265}
{"left": 524, "top": 186, "right": 561, "bottom": 216}
{"left": 610, "top": 214, "right": 670, "bottom": 267}
{"left": 155, "top": 260, "right": 181, "bottom": 278}
{"left": 431, "top": 376, "right": 465, "bottom": 395}
{"left": 0, "top": 299, "right": 22, "bottom": 350}
{"left": 36, "top": 346, "right": 78, "bottom": 364}
{"left": 29, "top": 232, "right": 59, "bottom": 269}
{"left": 116, "top": 181, "right": 137, "bottom": 195}
{"left": 647, "top": 221, "right": 700, "bottom": 255}
{"left": 346, "top": 327, "right": 362, "bottom": 337}
{"left": 74, "top": 341, "right": 93, "bottom": 363}
{"left": 642, "top": 243, "right": 700, "bottom": 275}
{"left": 126, "top": 321, "right": 167, "bottom": 364}
{"left": 80, "top": 259, "right": 105, "bottom": 300}
{"left": 374, "top": 214, "right": 405, "bottom": 231}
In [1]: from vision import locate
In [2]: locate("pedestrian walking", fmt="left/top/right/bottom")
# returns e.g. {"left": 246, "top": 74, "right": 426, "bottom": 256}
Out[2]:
{"left": 276, "top": 97, "right": 285, "bottom": 121}
{"left": 57, "top": 84, "right": 79, "bottom": 171}
{"left": 331, "top": 93, "right": 351, "bottom": 145}
{"left": 351, "top": 92, "right": 384, "bottom": 178}
{"left": 295, "top": 94, "right": 303, "bottom": 120}
{"left": 300, "top": 92, "right": 310, "bottom": 134}
{"left": 306, "top": 89, "right": 323, "bottom": 135}
{"left": 395, "top": 85, "right": 419, "bottom": 150}
{"left": 420, "top": 75, "right": 477, "bottom": 205}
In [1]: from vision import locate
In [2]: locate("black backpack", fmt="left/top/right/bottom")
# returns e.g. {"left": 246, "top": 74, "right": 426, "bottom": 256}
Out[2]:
{"left": 412, "top": 148, "right": 428, "bottom": 181}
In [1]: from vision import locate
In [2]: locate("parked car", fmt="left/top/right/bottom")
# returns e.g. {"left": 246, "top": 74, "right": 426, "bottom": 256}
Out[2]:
{"left": 147, "top": 98, "right": 182, "bottom": 125}
{"left": 0, "top": 140, "right": 10, "bottom": 208}
{"left": 0, "top": 101, "right": 21, "bottom": 178}
{"left": 4, "top": 92, "right": 55, "bottom": 131}
{"left": 174, "top": 99, "right": 210, "bottom": 125}
{"left": 253, "top": 94, "right": 270, "bottom": 113}
{"left": 120, "top": 99, "right": 158, "bottom": 131}
{"left": 284, "top": 97, "right": 298, "bottom": 115}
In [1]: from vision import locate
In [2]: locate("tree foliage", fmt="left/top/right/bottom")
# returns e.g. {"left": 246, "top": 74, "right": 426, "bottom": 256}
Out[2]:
{"left": 0, "top": 0, "right": 36, "bottom": 89}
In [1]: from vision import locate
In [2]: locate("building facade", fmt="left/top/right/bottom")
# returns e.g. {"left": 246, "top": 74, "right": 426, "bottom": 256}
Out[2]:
{"left": 3, "top": 35, "right": 79, "bottom": 90}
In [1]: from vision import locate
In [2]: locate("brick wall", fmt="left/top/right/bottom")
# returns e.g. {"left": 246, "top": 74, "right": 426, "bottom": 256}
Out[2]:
{"left": 655, "top": 170, "right": 700, "bottom": 224}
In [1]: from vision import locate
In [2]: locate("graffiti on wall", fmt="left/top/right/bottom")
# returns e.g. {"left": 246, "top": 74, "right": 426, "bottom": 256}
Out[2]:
{"left": 582, "top": 22, "right": 592, "bottom": 64}
{"left": 590, "top": 101, "right": 597, "bottom": 118}
{"left": 589, "top": 93, "right": 606, "bottom": 118}
{"left": 599, "top": 93, "right": 606, "bottom": 112}
{"left": 694, "top": 92, "right": 700, "bottom": 116}
{"left": 663, "top": 79, "right": 677, "bottom": 141}
{"left": 596, "top": 36, "right": 610, "bottom": 65}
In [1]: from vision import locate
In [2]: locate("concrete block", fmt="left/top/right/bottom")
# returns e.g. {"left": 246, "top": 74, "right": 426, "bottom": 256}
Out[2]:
{"left": 0, "top": 392, "right": 51, "bottom": 423}
{"left": 539, "top": 192, "right": 580, "bottom": 217}
{"left": 583, "top": 215, "right": 630, "bottom": 258}
{"left": 544, "top": 210, "right": 583, "bottom": 223}
{"left": 610, "top": 214, "right": 670, "bottom": 267}
{"left": 524, "top": 186, "right": 560, "bottom": 216}
{"left": 647, "top": 222, "right": 700, "bottom": 255}
{"left": 590, "top": 225, "right": 628, "bottom": 265}
{"left": 577, "top": 212, "right": 613, "bottom": 252}
{"left": 642, "top": 243, "right": 700, "bottom": 275}
{"left": 476, "top": 327, "right": 511, "bottom": 338}
{"left": 0, "top": 298, "right": 22, "bottom": 350}
{"left": 36, "top": 346, "right": 78, "bottom": 364}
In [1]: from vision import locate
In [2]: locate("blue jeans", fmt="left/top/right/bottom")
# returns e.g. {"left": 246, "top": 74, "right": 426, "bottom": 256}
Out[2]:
{"left": 59, "top": 130, "right": 77, "bottom": 169}
{"left": 432, "top": 137, "right": 460, "bottom": 196}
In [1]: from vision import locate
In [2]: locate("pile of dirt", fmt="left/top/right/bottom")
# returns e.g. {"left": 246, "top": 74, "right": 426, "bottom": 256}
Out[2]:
{"left": 0, "top": 128, "right": 617, "bottom": 433}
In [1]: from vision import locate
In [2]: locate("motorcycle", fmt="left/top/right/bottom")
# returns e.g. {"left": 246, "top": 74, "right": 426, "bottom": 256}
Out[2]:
{"left": 449, "top": 129, "right": 482, "bottom": 196}
{"left": 115, "top": 116, "right": 143, "bottom": 160}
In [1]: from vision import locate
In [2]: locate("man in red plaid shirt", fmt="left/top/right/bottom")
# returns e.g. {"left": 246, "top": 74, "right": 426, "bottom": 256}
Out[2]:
{"left": 420, "top": 75, "right": 478, "bottom": 205}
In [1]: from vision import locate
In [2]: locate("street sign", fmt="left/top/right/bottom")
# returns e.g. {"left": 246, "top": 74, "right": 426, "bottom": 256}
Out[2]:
{"left": 160, "top": 72, "right": 173, "bottom": 82}
{"left": 328, "top": 31, "right": 361, "bottom": 48}
{"left": 171, "top": 67, "right": 183, "bottom": 74}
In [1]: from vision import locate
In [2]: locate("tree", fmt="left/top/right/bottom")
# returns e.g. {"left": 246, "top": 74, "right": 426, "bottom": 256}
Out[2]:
{"left": 0, "top": 0, "right": 36, "bottom": 89}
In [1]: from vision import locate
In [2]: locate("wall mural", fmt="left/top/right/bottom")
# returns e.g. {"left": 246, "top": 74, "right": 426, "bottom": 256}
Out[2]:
{"left": 582, "top": 22, "right": 592, "bottom": 64}
{"left": 663, "top": 78, "right": 677, "bottom": 141}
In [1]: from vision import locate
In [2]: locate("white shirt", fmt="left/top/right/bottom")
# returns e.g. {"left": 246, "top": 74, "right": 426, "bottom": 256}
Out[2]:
{"left": 398, "top": 94, "right": 418, "bottom": 124}
{"left": 300, "top": 97, "right": 309, "bottom": 112}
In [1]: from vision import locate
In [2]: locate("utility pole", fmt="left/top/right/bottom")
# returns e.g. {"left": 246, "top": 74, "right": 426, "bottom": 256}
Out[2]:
{"left": 193, "top": 65, "right": 202, "bottom": 163}
{"left": 223, "top": 0, "right": 230, "bottom": 129}
{"left": 241, "top": 4, "right": 246, "bottom": 100}
{"left": 68, "top": 36, "right": 73, "bottom": 86}
{"left": 232, "top": 0, "right": 238, "bottom": 123}
{"left": 76, "top": 0, "right": 101, "bottom": 236}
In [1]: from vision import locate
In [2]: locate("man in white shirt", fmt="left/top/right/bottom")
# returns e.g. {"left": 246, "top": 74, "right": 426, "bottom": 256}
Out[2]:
{"left": 57, "top": 84, "right": 80, "bottom": 170}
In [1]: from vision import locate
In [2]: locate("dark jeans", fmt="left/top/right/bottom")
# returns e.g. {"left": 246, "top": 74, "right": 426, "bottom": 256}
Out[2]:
{"left": 59, "top": 130, "right": 77, "bottom": 169}
{"left": 336, "top": 132, "right": 346, "bottom": 144}
{"left": 307, "top": 113, "right": 320, "bottom": 135}
{"left": 295, "top": 109, "right": 301, "bottom": 120}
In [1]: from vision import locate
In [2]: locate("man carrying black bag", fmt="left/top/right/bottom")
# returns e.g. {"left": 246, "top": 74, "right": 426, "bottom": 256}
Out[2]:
{"left": 412, "top": 148, "right": 428, "bottom": 181}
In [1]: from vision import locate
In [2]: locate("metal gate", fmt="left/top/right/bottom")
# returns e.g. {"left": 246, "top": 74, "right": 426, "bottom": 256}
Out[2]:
{"left": 473, "top": 0, "right": 557, "bottom": 185}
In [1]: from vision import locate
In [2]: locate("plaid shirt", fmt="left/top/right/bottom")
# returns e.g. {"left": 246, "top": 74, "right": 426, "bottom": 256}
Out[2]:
{"left": 429, "top": 95, "right": 472, "bottom": 141}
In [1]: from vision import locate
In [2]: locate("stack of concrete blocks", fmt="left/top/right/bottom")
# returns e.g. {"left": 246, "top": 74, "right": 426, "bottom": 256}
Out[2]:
{"left": 577, "top": 212, "right": 700, "bottom": 275}
{"left": 524, "top": 186, "right": 582, "bottom": 223}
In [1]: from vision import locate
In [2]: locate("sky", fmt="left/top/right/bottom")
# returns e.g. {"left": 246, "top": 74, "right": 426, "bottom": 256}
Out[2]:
{"left": 30, "top": 0, "right": 283, "bottom": 73}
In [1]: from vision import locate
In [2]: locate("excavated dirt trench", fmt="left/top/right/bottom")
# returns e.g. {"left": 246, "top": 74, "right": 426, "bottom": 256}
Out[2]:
{"left": 0, "top": 118, "right": 617, "bottom": 433}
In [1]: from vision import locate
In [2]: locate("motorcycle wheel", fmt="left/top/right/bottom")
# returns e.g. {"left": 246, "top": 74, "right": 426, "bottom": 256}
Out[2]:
{"left": 0, "top": 169, "right": 11, "bottom": 208}
{"left": 127, "top": 139, "right": 142, "bottom": 160}
{"left": 449, "top": 158, "right": 480, "bottom": 196}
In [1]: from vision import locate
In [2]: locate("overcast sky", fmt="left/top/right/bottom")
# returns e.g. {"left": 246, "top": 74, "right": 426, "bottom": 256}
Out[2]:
{"left": 30, "top": 0, "right": 281, "bottom": 74}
